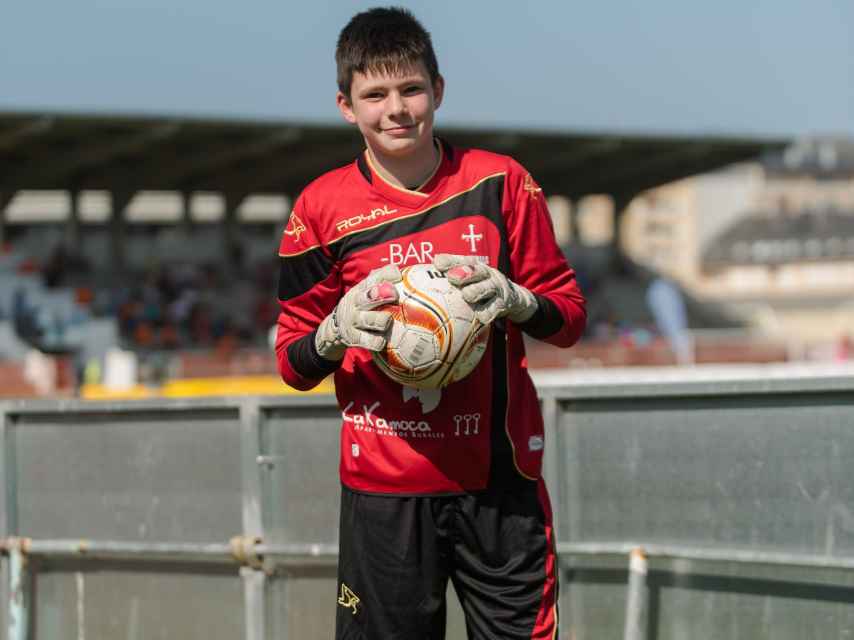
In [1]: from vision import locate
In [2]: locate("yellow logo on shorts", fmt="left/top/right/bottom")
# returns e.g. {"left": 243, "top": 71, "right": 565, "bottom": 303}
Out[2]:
{"left": 338, "top": 583, "right": 361, "bottom": 615}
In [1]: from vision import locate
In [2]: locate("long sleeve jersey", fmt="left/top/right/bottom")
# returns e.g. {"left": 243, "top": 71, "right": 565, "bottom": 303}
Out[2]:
{"left": 276, "top": 141, "right": 586, "bottom": 495}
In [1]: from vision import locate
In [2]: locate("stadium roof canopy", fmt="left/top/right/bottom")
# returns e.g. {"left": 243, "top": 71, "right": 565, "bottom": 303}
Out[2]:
{"left": 0, "top": 111, "right": 787, "bottom": 204}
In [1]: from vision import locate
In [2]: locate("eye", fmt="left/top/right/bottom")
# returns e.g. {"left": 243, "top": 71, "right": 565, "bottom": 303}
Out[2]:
{"left": 363, "top": 91, "right": 384, "bottom": 101}
{"left": 403, "top": 85, "right": 424, "bottom": 95}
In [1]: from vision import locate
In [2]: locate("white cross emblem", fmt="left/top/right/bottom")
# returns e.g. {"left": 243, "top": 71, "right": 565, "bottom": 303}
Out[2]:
{"left": 461, "top": 224, "right": 483, "bottom": 253}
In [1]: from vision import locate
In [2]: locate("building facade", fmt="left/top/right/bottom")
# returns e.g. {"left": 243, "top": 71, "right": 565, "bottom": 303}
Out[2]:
{"left": 620, "top": 139, "right": 854, "bottom": 349}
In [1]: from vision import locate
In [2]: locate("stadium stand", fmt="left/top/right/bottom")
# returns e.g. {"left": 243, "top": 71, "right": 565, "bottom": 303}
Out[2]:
{"left": 0, "top": 111, "right": 793, "bottom": 398}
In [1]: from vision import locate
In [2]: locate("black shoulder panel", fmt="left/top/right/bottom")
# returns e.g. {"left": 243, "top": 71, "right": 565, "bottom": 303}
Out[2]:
{"left": 278, "top": 247, "right": 334, "bottom": 301}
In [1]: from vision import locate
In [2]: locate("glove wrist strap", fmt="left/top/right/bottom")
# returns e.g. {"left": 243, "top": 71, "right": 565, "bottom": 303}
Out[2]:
{"left": 507, "top": 284, "right": 538, "bottom": 323}
{"left": 315, "top": 312, "right": 346, "bottom": 361}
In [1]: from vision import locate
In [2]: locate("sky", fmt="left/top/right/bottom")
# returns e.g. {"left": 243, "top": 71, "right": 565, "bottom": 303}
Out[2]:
{"left": 2, "top": 0, "right": 852, "bottom": 138}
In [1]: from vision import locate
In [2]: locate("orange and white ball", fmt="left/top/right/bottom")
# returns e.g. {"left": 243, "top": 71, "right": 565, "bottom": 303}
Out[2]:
{"left": 372, "top": 263, "right": 490, "bottom": 389}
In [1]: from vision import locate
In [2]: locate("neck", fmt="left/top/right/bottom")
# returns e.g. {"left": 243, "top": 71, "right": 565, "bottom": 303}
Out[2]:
{"left": 367, "top": 138, "right": 440, "bottom": 191}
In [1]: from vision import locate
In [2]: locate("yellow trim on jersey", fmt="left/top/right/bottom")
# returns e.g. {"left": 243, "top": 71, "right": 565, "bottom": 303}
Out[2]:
{"left": 364, "top": 140, "right": 444, "bottom": 197}
{"left": 278, "top": 242, "right": 326, "bottom": 258}
{"left": 414, "top": 144, "right": 443, "bottom": 192}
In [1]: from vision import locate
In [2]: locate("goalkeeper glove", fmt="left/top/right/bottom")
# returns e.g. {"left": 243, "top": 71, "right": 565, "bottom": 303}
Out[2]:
{"left": 433, "top": 254, "right": 538, "bottom": 326}
{"left": 315, "top": 265, "right": 401, "bottom": 361}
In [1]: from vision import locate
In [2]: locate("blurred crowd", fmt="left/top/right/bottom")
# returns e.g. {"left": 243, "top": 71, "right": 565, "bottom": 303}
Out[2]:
{"left": 112, "top": 259, "right": 278, "bottom": 354}
{"left": 4, "top": 240, "right": 280, "bottom": 357}
{"left": 4, "top": 238, "right": 853, "bottom": 377}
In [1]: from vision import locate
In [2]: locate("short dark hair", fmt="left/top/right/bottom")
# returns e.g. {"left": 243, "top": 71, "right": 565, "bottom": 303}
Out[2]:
{"left": 336, "top": 7, "right": 440, "bottom": 99}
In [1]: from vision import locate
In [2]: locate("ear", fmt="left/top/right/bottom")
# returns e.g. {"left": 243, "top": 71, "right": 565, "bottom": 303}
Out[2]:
{"left": 432, "top": 75, "right": 445, "bottom": 110}
{"left": 336, "top": 91, "right": 357, "bottom": 125}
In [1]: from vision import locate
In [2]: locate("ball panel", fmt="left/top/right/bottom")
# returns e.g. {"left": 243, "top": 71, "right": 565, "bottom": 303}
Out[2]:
{"left": 394, "top": 327, "right": 440, "bottom": 369}
{"left": 446, "top": 321, "right": 490, "bottom": 385}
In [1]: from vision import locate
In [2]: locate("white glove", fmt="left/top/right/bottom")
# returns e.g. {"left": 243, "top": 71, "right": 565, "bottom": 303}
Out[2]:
{"left": 433, "top": 254, "right": 538, "bottom": 326}
{"left": 315, "top": 265, "right": 401, "bottom": 360}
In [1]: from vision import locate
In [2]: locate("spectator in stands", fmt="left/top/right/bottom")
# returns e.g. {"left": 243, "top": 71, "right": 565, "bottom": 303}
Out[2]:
{"left": 43, "top": 243, "right": 91, "bottom": 289}
{"left": 43, "top": 244, "right": 68, "bottom": 288}
{"left": 12, "top": 287, "right": 41, "bottom": 343}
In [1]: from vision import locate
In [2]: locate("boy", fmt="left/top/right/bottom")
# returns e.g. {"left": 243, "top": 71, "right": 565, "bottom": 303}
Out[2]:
{"left": 276, "top": 7, "right": 586, "bottom": 639}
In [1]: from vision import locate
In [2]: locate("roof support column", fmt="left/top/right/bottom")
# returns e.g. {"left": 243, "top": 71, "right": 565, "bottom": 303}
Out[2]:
{"left": 66, "top": 190, "right": 81, "bottom": 248}
{"left": 0, "top": 191, "right": 14, "bottom": 248}
{"left": 223, "top": 193, "right": 247, "bottom": 267}
{"left": 110, "top": 191, "right": 135, "bottom": 274}
{"left": 568, "top": 200, "right": 581, "bottom": 243}
{"left": 610, "top": 192, "right": 637, "bottom": 257}
{"left": 181, "top": 191, "right": 193, "bottom": 234}
{"left": 547, "top": 195, "right": 573, "bottom": 247}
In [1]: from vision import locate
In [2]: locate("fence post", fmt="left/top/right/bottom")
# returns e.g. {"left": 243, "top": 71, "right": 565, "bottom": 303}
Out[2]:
{"left": 240, "top": 399, "right": 267, "bottom": 640}
{"left": 623, "top": 547, "right": 647, "bottom": 640}
{"left": 242, "top": 566, "right": 267, "bottom": 640}
{"left": 8, "top": 544, "right": 29, "bottom": 640}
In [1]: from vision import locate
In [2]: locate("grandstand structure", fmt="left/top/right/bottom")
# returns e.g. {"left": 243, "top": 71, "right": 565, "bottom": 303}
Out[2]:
{"left": 0, "top": 111, "right": 784, "bottom": 254}
{"left": 0, "top": 110, "right": 787, "bottom": 396}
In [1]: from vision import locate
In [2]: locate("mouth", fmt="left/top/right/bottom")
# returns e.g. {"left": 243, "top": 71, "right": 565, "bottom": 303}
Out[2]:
{"left": 382, "top": 124, "right": 417, "bottom": 135}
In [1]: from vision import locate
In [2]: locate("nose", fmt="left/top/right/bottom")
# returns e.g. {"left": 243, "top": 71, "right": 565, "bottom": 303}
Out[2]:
{"left": 387, "top": 91, "right": 407, "bottom": 117}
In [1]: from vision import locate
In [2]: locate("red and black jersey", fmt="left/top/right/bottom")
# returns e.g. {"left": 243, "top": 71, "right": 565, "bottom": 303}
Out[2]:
{"left": 276, "top": 140, "right": 586, "bottom": 495}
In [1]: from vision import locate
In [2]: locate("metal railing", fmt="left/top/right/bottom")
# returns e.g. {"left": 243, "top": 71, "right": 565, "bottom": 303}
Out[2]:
{"left": 3, "top": 366, "right": 854, "bottom": 639}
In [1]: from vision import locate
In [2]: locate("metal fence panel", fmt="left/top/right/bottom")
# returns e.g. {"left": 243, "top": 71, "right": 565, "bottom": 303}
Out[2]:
{"left": 550, "top": 377, "right": 854, "bottom": 640}
{"left": 4, "top": 375, "right": 854, "bottom": 639}
{"left": 561, "top": 557, "right": 629, "bottom": 639}
{"left": 647, "top": 560, "right": 854, "bottom": 640}
{"left": 267, "top": 572, "right": 337, "bottom": 640}
{"left": 8, "top": 407, "right": 242, "bottom": 542}
{"left": 556, "top": 390, "right": 854, "bottom": 555}
{"left": 1, "top": 406, "right": 8, "bottom": 640}
{"left": 0, "top": 558, "right": 6, "bottom": 640}
{"left": 259, "top": 404, "right": 342, "bottom": 545}
{"left": 561, "top": 560, "right": 854, "bottom": 640}
{"left": 32, "top": 565, "right": 243, "bottom": 639}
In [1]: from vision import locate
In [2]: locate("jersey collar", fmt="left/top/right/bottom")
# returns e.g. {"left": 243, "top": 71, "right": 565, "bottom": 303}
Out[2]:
{"left": 356, "top": 138, "right": 452, "bottom": 208}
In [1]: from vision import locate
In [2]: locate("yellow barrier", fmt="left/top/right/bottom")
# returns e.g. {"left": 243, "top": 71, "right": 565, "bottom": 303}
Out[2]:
{"left": 80, "top": 376, "right": 334, "bottom": 400}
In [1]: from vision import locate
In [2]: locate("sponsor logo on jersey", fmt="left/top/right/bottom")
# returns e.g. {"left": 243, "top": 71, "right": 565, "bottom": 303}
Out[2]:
{"left": 528, "top": 435, "right": 544, "bottom": 451}
{"left": 453, "top": 413, "right": 481, "bottom": 437}
{"left": 338, "top": 583, "right": 361, "bottom": 615}
{"left": 461, "top": 224, "right": 483, "bottom": 253}
{"left": 385, "top": 419, "right": 432, "bottom": 432}
{"left": 283, "top": 211, "right": 306, "bottom": 242}
{"left": 336, "top": 205, "right": 397, "bottom": 233}
{"left": 381, "top": 240, "right": 434, "bottom": 266}
{"left": 523, "top": 174, "right": 542, "bottom": 199}
{"left": 342, "top": 401, "right": 443, "bottom": 439}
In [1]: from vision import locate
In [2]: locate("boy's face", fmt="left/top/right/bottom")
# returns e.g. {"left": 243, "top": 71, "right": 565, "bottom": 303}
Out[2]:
{"left": 337, "top": 60, "right": 444, "bottom": 161}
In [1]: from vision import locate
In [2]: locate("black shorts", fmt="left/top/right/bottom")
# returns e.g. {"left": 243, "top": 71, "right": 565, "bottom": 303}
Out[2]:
{"left": 335, "top": 479, "right": 559, "bottom": 640}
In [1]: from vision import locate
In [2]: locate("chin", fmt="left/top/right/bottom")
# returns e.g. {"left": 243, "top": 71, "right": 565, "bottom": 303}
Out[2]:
{"left": 378, "top": 132, "right": 431, "bottom": 157}
{"left": 371, "top": 138, "right": 416, "bottom": 158}
{"left": 386, "top": 139, "right": 421, "bottom": 156}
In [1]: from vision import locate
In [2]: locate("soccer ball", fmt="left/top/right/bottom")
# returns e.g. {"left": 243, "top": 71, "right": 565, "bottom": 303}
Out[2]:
{"left": 372, "top": 264, "right": 490, "bottom": 389}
